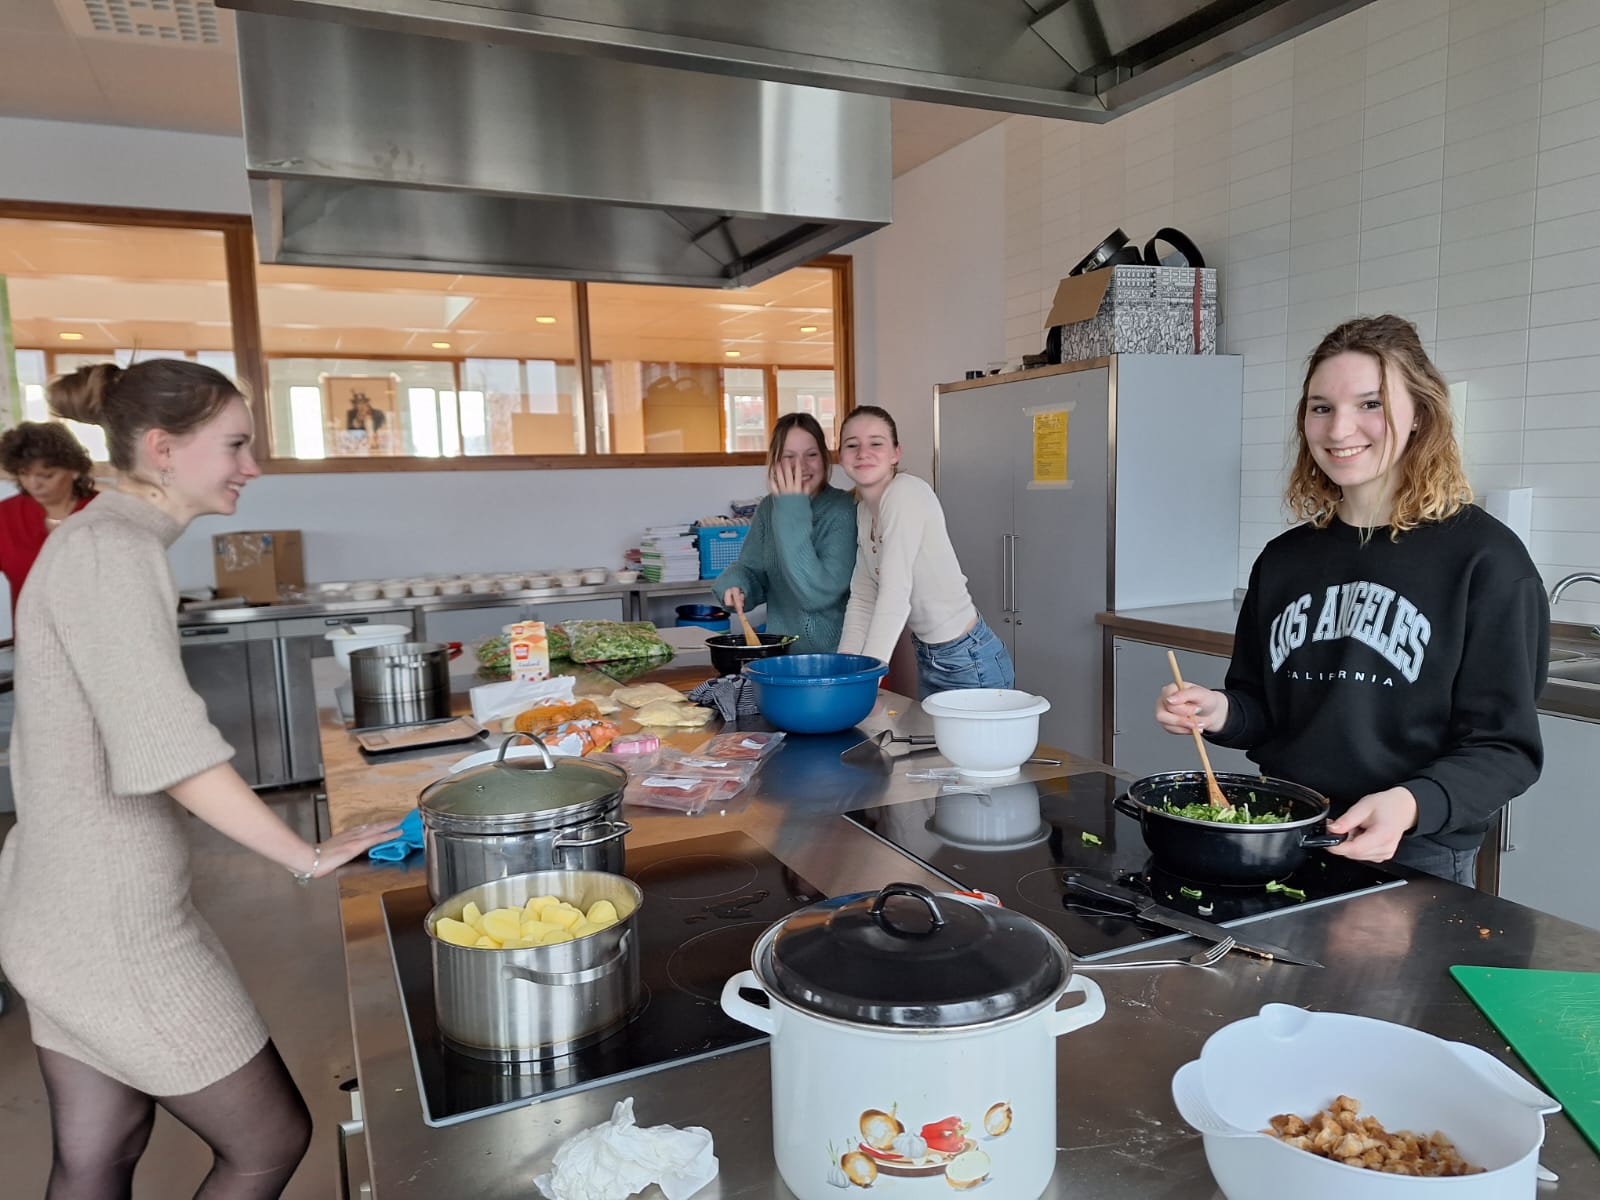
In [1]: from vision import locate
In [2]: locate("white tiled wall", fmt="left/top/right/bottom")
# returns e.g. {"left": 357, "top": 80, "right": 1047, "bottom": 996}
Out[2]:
{"left": 1003, "top": 0, "right": 1600, "bottom": 628}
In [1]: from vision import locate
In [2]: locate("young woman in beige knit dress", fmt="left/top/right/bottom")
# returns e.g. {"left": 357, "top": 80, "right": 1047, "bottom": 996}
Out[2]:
{"left": 0, "top": 360, "right": 395, "bottom": 1199}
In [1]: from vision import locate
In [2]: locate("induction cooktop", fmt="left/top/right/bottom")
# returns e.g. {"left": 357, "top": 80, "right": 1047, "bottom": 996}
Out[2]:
{"left": 382, "top": 830, "right": 825, "bottom": 1126}
{"left": 844, "top": 771, "right": 1404, "bottom": 960}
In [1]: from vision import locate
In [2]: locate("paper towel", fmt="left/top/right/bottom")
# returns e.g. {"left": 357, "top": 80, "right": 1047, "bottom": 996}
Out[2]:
{"left": 533, "top": 1097, "right": 717, "bottom": 1200}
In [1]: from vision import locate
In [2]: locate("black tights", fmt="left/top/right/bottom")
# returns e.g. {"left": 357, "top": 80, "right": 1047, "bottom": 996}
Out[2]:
{"left": 37, "top": 1041, "right": 312, "bottom": 1200}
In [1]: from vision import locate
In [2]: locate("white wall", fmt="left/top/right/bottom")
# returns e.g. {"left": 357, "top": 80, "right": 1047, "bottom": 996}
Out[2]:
{"left": 853, "top": 124, "right": 1007, "bottom": 477}
{"left": 1001, "top": 0, "right": 1600, "bottom": 629}
{"left": 0, "top": 116, "right": 250, "bottom": 212}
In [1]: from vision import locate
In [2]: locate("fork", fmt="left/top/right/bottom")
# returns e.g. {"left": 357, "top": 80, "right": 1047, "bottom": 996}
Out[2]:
{"left": 1076, "top": 936, "right": 1236, "bottom": 971}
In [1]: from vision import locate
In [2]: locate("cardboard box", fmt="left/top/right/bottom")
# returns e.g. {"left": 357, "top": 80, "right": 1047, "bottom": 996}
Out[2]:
{"left": 1044, "top": 265, "right": 1217, "bottom": 361}
{"left": 212, "top": 530, "right": 305, "bottom": 604}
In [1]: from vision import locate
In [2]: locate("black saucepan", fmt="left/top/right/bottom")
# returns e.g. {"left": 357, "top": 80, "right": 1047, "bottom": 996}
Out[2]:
{"left": 706, "top": 632, "right": 796, "bottom": 677}
{"left": 1115, "top": 771, "right": 1345, "bottom": 885}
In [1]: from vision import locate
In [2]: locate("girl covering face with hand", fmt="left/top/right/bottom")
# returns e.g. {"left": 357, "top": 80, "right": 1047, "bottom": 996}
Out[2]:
{"left": 835, "top": 405, "right": 1015, "bottom": 699}
{"left": 1154, "top": 315, "right": 1548, "bottom": 885}
{"left": 0, "top": 359, "right": 396, "bottom": 1200}
{"left": 711, "top": 412, "right": 857, "bottom": 656}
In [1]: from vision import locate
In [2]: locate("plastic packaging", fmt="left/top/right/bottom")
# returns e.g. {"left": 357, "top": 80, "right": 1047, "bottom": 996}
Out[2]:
{"left": 625, "top": 774, "right": 748, "bottom": 815}
{"left": 654, "top": 747, "right": 759, "bottom": 783}
{"left": 700, "top": 731, "right": 786, "bottom": 762}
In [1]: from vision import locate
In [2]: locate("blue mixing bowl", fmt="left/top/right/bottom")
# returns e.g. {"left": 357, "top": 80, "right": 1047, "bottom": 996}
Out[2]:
{"left": 742, "top": 653, "right": 888, "bottom": 734}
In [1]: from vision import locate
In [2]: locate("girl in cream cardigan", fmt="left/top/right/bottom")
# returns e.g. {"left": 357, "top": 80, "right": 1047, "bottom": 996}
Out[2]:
{"left": 835, "top": 405, "right": 1014, "bottom": 699}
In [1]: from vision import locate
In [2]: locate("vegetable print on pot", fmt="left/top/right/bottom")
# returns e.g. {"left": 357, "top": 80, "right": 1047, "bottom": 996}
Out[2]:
{"left": 721, "top": 884, "right": 1105, "bottom": 1199}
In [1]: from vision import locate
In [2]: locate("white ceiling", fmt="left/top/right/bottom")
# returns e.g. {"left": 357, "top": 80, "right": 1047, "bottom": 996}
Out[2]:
{"left": 0, "top": 0, "right": 1008, "bottom": 175}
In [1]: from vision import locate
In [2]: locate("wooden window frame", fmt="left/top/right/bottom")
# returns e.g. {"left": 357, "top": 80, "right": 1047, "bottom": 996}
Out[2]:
{"left": 0, "top": 200, "right": 855, "bottom": 473}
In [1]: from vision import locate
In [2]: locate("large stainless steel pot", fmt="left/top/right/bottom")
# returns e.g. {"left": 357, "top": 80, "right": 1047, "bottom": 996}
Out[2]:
{"left": 426, "top": 868, "right": 643, "bottom": 1061}
{"left": 350, "top": 640, "right": 450, "bottom": 728}
{"left": 419, "top": 734, "right": 630, "bottom": 902}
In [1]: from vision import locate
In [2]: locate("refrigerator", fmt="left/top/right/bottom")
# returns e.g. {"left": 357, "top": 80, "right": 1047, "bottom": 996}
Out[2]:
{"left": 935, "top": 354, "right": 1244, "bottom": 757}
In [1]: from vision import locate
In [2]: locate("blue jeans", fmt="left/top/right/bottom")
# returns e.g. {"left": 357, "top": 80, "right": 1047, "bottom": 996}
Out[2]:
{"left": 1389, "top": 836, "right": 1480, "bottom": 886}
{"left": 913, "top": 616, "right": 1015, "bottom": 700}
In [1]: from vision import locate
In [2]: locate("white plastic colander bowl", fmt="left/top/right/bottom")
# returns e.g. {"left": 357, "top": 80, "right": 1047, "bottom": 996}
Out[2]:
{"left": 1173, "top": 1004, "right": 1559, "bottom": 1200}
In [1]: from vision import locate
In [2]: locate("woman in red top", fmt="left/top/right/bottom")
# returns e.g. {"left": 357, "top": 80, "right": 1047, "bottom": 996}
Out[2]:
{"left": 0, "top": 421, "right": 97, "bottom": 614}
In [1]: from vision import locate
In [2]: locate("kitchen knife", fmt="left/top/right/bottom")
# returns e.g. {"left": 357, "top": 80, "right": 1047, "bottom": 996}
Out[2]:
{"left": 1062, "top": 871, "right": 1323, "bottom": 968}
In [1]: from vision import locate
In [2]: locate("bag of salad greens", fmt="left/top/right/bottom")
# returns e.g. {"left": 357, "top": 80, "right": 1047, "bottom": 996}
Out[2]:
{"left": 560, "top": 620, "right": 670, "bottom": 663}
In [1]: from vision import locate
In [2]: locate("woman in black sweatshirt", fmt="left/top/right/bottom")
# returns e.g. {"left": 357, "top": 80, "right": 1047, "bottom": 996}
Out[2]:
{"left": 1157, "top": 315, "right": 1548, "bottom": 884}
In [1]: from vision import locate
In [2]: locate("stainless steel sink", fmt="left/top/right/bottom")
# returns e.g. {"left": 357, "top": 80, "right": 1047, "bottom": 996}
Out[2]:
{"left": 1547, "top": 657, "right": 1600, "bottom": 687}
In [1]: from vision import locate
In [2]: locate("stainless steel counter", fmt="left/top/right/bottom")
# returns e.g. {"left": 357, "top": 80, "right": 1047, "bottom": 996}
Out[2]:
{"left": 179, "top": 583, "right": 632, "bottom": 626}
{"left": 329, "top": 693, "right": 1599, "bottom": 1198}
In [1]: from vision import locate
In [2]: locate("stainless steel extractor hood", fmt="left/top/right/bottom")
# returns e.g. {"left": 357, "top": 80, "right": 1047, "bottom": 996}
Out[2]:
{"left": 225, "top": 0, "right": 1374, "bottom": 121}
{"left": 231, "top": 13, "right": 891, "bottom": 286}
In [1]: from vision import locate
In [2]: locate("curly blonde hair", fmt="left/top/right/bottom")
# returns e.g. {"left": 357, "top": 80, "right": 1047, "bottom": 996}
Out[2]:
{"left": 1286, "top": 314, "right": 1471, "bottom": 538}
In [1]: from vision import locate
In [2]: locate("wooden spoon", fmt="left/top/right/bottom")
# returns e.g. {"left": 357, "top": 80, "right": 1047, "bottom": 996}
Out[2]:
{"left": 1166, "top": 650, "right": 1233, "bottom": 813}
{"left": 733, "top": 595, "right": 761, "bottom": 648}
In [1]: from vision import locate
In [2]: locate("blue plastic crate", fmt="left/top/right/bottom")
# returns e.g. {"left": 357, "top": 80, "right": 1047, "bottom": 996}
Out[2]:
{"left": 698, "top": 525, "right": 749, "bottom": 577}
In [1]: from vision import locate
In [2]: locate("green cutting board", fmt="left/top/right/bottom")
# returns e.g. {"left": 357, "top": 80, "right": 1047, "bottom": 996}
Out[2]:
{"left": 1450, "top": 965, "right": 1600, "bottom": 1154}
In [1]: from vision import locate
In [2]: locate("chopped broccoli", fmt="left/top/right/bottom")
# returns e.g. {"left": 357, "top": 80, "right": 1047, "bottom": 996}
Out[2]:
{"left": 1158, "top": 800, "right": 1291, "bottom": 825}
{"left": 1081, "top": 831, "right": 1103, "bottom": 846}
{"left": 1265, "top": 880, "right": 1308, "bottom": 902}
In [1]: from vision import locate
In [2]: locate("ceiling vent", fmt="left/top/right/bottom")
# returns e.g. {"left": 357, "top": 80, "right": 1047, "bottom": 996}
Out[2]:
{"left": 55, "top": 0, "right": 231, "bottom": 47}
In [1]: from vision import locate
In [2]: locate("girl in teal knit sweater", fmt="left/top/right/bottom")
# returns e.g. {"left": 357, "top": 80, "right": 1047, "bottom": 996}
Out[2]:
{"left": 713, "top": 413, "right": 857, "bottom": 654}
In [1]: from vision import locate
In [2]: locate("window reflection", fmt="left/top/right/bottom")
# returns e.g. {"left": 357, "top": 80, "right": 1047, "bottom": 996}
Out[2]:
{"left": 254, "top": 263, "right": 581, "bottom": 459}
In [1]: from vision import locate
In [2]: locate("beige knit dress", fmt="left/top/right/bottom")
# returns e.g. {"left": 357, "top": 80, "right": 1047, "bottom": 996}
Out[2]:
{"left": 0, "top": 490, "right": 270, "bottom": 1095}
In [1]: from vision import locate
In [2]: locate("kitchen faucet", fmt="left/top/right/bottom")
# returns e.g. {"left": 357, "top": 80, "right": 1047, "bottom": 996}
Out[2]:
{"left": 1550, "top": 572, "right": 1600, "bottom": 606}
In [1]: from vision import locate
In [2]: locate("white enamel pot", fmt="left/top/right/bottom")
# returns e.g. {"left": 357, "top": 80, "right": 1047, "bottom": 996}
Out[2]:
{"left": 720, "top": 883, "right": 1105, "bottom": 1200}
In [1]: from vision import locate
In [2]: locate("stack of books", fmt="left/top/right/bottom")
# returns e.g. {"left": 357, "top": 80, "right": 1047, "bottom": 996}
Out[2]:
{"left": 638, "top": 524, "right": 700, "bottom": 582}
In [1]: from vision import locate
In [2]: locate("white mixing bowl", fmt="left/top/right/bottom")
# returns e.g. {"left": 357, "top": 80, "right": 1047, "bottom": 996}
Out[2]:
{"left": 921, "top": 688, "right": 1051, "bottom": 777}
{"left": 1173, "top": 1003, "right": 1559, "bottom": 1200}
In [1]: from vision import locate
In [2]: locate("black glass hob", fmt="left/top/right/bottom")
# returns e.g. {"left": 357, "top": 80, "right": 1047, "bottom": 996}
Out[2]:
{"left": 845, "top": 771, "right": 1404, "bottom": 960}
{"left": 382, "top": 830, "right": 825, "bottom": 1126}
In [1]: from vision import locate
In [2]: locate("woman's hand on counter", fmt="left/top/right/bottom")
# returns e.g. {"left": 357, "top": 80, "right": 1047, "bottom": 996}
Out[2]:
{"left": 310, "top": 821, "right": 402, "bottom": 877}
{"left": 1325, "top": 787, "right": 1418, "bottom": 863}
{"left": 1157, "top": 681, "right": 1228, "bottom": 735}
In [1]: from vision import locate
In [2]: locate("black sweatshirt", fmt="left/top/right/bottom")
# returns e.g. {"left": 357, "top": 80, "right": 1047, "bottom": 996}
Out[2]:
{"left": 1209, "top": 505, "right": 1549, "bottom": 851}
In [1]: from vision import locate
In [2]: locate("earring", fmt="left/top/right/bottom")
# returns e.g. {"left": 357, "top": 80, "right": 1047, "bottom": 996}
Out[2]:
{"left": 159, "top": 466, "right": 174, "bottom": 487}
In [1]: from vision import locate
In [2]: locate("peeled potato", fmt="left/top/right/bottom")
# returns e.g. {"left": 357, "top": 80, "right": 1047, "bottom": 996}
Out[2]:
{"left": 435, "top": 917, "right": 480, "bottom": 947}
{"left": 524, "top": 895, "right": 561, "bottom": 917}
{"left": 436, "top": 891, "right": 628, "bottom": 947}
{"left": 543, "top": 905, "right": 582, "bottom": 930}
{"left": 481, "top": 909, "right": 524, "bottom": 943}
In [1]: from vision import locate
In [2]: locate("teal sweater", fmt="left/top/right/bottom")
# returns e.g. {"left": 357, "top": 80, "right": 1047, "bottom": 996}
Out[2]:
{"left": 711, "top": 486, "right": 857, "bottom": 654}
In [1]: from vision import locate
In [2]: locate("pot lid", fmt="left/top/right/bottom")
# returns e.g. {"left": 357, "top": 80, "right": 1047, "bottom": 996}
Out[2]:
{"left": 760, "top": 883, "right": 1068, "bottom": 1028}
{"left": 419, "top": 734, "right": 625, "bottom": 824}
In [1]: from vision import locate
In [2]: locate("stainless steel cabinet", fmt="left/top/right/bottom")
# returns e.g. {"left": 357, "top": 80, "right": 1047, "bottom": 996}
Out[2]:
{"left": 179, "top": 622, "right": 283, "bottom": 787}
{"left": 1109, "top": 635, "right": 1257, "bottom": 779}
{"left": 1495, "top": 714, "right": 1600, "bottom": 930}
{"left": 936, "top": 355, "right": 1243, "bottom": 759}
{"left": 181, "top": 610, "right": 419, "bottom": 788}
